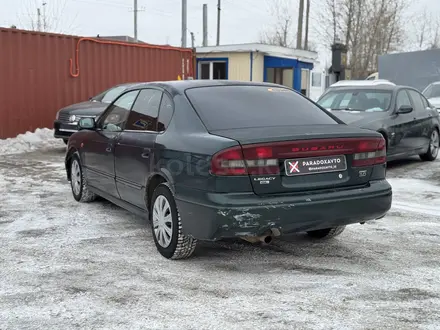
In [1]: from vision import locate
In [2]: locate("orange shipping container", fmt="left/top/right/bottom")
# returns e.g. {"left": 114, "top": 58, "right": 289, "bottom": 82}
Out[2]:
{"left": 0, "top": 28, "right": 194, "bottom": 139}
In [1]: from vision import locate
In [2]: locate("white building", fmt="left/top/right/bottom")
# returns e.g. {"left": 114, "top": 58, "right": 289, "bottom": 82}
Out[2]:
{"left": 195, "top": 43, "right": 326, "bottom": 101}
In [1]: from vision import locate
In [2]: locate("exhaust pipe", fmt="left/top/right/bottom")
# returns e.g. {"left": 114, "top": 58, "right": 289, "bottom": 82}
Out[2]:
{"left": 241, "top": 230, "right": 274, "bottom": 245}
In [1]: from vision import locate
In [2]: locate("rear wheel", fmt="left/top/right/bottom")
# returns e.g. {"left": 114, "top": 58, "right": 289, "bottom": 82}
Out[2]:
{"left": 307, "top": 226, "right": 346, "bottom": 239}
{"left": 420, "top": 129, "right": 439, "bottom": 161}
{"left": 150, "top": 183, "right": 197, "bottom": 259}
{"left": 70, "top": 154, "right": 97, "bottom": 203}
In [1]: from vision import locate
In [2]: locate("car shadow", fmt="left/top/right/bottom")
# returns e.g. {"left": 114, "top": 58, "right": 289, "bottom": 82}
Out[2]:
{"left": 386, "top": 157, "right": 422, "bottom": 170}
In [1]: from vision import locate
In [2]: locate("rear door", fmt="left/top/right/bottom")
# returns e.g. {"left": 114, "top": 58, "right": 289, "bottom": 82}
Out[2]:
{"left": 114, "top": 88, "right": 164, "bottom": 209}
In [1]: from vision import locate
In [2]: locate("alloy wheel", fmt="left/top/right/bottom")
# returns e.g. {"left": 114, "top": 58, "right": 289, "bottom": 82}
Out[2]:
{"left": 430, "top": 130, "right": 439, "bottom": 158}
{"left": 71, "top": 159, "right": 82, "bottom": 196}
{"left": 152, "top": 195, "right": 173, "bottom": 248}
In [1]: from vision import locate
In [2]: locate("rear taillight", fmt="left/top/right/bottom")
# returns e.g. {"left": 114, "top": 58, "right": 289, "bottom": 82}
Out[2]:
{"left": 210, "top": 136, "right": 386, "bottom": 176}
{"left": 210, "top": 146, "right": 279, "bottom": 176}
{"left": 352, "top": 137, "right": 386, "bottom": 167}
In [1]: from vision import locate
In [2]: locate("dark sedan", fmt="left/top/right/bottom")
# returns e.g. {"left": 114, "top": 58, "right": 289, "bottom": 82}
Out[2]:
{"left": 54, "top": 83, "right": 140, "bottom": 143}
{"left": 317, "top": 80, "right": 440, "bottom": 162}
{"left": 65, "top": 80, "right": 392, "bottom": 259}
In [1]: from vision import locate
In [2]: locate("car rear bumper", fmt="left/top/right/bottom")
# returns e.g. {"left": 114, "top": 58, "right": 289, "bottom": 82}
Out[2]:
{"left": 175, "top": 180, "right": 392, "bottom": 241}
{"left": 54, "top": 120, "right": 78, "bottom": 139}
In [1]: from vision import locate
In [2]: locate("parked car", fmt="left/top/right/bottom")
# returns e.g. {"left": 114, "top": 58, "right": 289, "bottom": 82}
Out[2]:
{"left": 422, "top": 81, "right": 440, "bottom": 111}
{"left": 54, "top": 83, "right": 140, "bottom": 144}
{"left": 317, "top": 80, "right": 440, "bottom": 162}
{"left": 65, "top": 80, "right": 392, "bottom": 259}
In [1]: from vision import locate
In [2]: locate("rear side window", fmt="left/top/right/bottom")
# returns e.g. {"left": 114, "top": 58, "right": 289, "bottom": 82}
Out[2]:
{"left": 158, "top": 93, "right": 174, "bottom": 132}
{"left": 185, "top": 86, "right": 338, "bottom": 130}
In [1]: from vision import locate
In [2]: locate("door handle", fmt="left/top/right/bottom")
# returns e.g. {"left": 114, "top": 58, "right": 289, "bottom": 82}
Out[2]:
{"left": 106, "top": 147, "right": 112, "bottom": 153}
{"left": 141, "top": 148, "right": 151, "bottom": 159}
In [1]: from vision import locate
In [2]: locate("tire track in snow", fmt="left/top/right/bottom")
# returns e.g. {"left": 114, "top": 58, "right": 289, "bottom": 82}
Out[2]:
{"left": 392, "top": 201, "right": 440, "bottom": 217}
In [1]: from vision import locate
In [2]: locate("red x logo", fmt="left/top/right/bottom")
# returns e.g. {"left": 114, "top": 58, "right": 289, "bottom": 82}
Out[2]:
{"left": 288, "top": 161, "right": 300, "bottom": 173}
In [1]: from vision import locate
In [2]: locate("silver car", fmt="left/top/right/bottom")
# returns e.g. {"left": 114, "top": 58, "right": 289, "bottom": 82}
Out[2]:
{"left": 422, "top": 81, "right": 440, "bottom": 111}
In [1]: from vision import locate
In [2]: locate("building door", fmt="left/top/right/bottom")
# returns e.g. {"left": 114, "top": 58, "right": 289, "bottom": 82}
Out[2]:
{"left": 301, "top": 69, "right": 310, "bottom": 96}
{"left": 266, "top": 68, "right": 294, "bottom": 88}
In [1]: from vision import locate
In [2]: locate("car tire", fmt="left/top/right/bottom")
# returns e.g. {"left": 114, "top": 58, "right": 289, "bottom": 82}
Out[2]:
{"left": 150, "top": 183, "right": 197, "bottom": 260}
{"left": 306, "top": 226, "right": 346, "bottom": 239}
{"left": 70, "top": 153, "right": 97, "bottom": 203}
{"left": 420, "top": 129, "right": 439, "bottom": 161}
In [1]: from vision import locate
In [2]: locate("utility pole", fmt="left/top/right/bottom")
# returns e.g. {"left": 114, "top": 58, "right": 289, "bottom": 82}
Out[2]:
{"left": 37, "top": 8, "right": 41, "bottom": 31}
{"left": 42, "top": 1, "right": 47, "bottom": 31}
{"left": 216, "top": 0, "right": 221, "bottom": 46}
{"left": 134, "top": 0, "right": 138, "bottom": 42}
{"left": 304, "top": 0, "right": 310, "bottom": 50}
{"left": 182, "top": 0, "right": 187, "bottom": 48}
{"left": 190, "top": 32, "right": 195, "bottom": 48}
{"left": 203, "top": 4, "right": 208, "bottom": 46}
{"left": 296, "top": 0, "right": 304, "bottom": 49}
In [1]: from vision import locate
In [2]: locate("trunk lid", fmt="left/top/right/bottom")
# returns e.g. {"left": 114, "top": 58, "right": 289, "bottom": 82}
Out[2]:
{"left": 210, "top": 125, "right": 385, "bottom": 195}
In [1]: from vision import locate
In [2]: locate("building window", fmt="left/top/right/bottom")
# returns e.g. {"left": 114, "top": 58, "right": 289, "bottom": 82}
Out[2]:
{"left": 213, "top": 62, "right": 227, "bottom": 79}
{"left": 312, "top": 72, "right": 322, "bottom": 87}
{"left": 200, "top": 63, "right": 210, "bottom": 79}
{"left": 198, "top": 60, "right": 227, "bottom": 80}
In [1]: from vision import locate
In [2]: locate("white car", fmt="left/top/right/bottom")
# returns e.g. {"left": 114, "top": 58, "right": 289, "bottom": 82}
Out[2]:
{"left": 422, "top": 81, "right": 440, "bottom": 111}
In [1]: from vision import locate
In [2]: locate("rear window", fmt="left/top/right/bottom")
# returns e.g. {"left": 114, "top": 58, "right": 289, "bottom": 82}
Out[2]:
{"left": 185, "top": 85, "right": 338, "bottom": 130}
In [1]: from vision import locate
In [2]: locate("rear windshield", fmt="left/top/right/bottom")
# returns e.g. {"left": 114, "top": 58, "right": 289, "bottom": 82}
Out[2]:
{"left": 317, "top": 89, "right": 393, "bottom": 112}
{"left": 185, "top": 85, "right": 338, "bottom": 130}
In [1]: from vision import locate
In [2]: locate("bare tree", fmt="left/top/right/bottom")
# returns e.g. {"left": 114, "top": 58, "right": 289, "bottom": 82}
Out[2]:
{"left": 410, "top": 8, "right": 440, "bottom": 50}
{"left": 260, "top": 0, "right": 297, "bottom": 47}
{"left": 319, "top": 0, "right": 408, "bottom": 78}
{"left": 20, "top": 0, "right": 74, "bottom": 33}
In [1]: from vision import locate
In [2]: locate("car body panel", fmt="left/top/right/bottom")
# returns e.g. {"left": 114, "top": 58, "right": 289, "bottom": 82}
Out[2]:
{"left": 209, "top": 125, "right": 380, "bottom": 195}
{"left": 80, "top": 129, "right": 121, "bottom": 197}
{"left": 176, "top": 179, "right": 392, "bottom": 240}
{"left": 65, "top": 80, "right": 393, "bottom": 242}
{"left": 114, "top": 131, "right": 157, "bottom": 209}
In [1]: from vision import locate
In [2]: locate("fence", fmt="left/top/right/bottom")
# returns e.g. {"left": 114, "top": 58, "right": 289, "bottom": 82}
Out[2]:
{"left": 0, "top": 28, "right": 194, "bottom": 139}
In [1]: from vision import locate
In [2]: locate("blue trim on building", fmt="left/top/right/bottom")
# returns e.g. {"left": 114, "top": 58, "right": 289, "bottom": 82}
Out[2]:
{"left": 250, "top": 52, "right": 253, "bottom": 81}
{"left": 196, "top": 57, "right": 229, "bottom": 79}
{"left": 263, "top": 55, "right": 314, "bottom": 92}
{"left": 264, "top": 55, "right": 298, "bottom": 69}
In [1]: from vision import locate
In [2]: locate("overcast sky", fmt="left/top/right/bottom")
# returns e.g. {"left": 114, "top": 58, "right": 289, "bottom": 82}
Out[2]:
{"left": 1, "top": 0, "right": 440, "bottom": 65}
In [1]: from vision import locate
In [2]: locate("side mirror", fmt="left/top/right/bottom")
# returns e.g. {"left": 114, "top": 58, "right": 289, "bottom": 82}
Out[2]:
{"left": 396, "top": 105, "right": 413, "bottom": 114}
{"left": 78, "top": 117, "right": 96, "bottom": 130}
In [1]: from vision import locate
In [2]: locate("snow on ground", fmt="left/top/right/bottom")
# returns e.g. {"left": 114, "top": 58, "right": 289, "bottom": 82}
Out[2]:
{"left": 0, "top": 128, "right": 64, "bottom": 156}
{"left": 0, "top": 146, "right": 440, "bottom": 329}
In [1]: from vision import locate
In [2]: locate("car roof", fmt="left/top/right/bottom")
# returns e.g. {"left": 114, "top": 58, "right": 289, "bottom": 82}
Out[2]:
{"left": 326, "top": 80, "right": 422, "bottom": 92}
{"left": 124, "top": 80, "right": 286, "bottom": 94}
{"left": 329, "top": 79, "right": 397, "bottom": 89}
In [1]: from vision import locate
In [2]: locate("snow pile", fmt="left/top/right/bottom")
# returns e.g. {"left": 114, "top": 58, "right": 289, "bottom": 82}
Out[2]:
{"left": 0, "top": 128, "right": 64, "bottom": 156}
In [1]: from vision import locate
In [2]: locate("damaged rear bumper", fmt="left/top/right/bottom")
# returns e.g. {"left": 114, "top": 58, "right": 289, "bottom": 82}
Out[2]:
{"left": 175, "top": 180, "right": 392, "bottom": 241}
